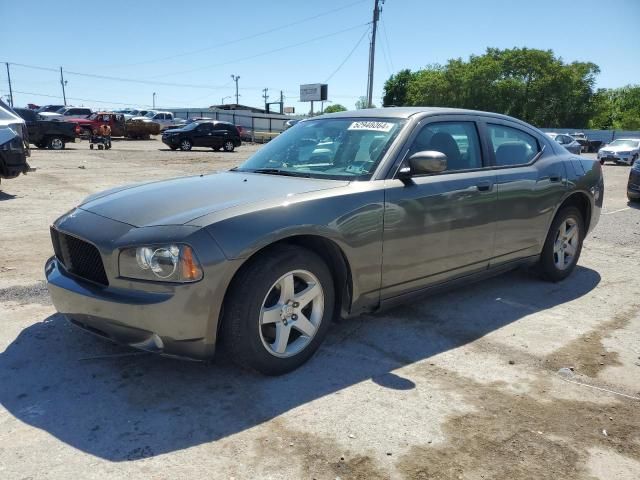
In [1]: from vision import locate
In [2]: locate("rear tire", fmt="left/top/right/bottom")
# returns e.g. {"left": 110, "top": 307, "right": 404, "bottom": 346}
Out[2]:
{"left": 223, "top": 140, "right": 235, "bottom": 152}
{"left": 538, "top": 206, "right": 584, "bottom": 282}
{"left": 221, "top": 245, "right": 334, "bottom": 375}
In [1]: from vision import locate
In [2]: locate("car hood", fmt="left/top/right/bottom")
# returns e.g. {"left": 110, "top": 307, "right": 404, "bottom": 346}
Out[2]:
{"left": 78, "top": 171, "right": 349, "bottom": 227}
{"left": 601, "top": 145, "right": 638, "bottom": 152}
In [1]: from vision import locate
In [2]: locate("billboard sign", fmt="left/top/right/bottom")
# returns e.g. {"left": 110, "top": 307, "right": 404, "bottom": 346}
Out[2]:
{"left": 300, "top": 83, "right": 328, "bottom": 102}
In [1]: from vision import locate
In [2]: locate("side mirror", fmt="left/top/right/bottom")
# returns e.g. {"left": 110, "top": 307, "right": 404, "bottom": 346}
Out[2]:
{"left": 399, "top": 150, "right": 448, "bottom": 181}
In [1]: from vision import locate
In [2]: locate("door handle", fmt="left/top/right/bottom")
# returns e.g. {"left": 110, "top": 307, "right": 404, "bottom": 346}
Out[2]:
{"left": 476, "top": 180, "right": 493, "bottom": 192}
{"left": 549, "top": 173, "right": 562, "bottom": 182}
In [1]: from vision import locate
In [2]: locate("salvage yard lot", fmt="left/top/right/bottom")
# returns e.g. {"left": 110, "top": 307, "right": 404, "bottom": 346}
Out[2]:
{"left": 1, "top": 138, "right": 639, "bottom": 479}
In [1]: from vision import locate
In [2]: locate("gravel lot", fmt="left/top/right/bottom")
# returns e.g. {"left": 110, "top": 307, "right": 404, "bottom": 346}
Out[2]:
{"left": 1, "top": 138, "right": 639, "bottom": 479}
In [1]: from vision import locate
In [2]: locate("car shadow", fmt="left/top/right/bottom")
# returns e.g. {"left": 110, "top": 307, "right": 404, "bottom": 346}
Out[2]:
{"left": 0, "top": 191, "right": 17, "bottom": 201}
{"left": 0, "top": 266, "right": 600, "bottom": 461}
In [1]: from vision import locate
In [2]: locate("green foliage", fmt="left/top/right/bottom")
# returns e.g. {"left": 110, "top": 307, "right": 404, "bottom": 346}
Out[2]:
{"left": 355, "top": 96, "right": 376, "bottom": 110}
{"left": 589, "top": 85, "right": 640, "bottom": 130}
{"left": 323, "top": 104, "right": 347, "bottom": 113}
{"left": 383, "top": 47, "right": 604, "bottom": 128}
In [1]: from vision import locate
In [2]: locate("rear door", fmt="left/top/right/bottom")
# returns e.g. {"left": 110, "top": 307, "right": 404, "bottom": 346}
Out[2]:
{"left": 481, "top": 119, "right": 567, "bottom": 265}
{"left": 381, "top": 116, "right": 497, "bottom": 298}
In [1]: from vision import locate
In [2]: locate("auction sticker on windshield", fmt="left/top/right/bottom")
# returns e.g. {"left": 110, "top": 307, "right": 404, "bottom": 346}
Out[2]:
{"left": 348, "top": 121, "right": 394, "bottom": 132}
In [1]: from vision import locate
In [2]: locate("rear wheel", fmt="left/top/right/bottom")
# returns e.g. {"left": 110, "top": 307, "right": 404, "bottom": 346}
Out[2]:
{"left": 223, "top": 140, "right": 235, "bottom": 152}
{"left": 49, "top": 137, "right": 65, "bottom": 150}
{"left": 221, "top": 245, "right": 334, "bottom": 375}
{"left": 180, "top": 139, "right": 192, "bottom": 151}
{"left": 538, "top": 206, "right": 584, "bottom": 282}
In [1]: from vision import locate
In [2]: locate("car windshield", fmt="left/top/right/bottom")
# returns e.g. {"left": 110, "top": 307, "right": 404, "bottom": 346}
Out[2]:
{"left": 236, "top": 118, "right": 405, "bottom": 179}
{"left": 609, "top": 139, "right": 639, "bottom": 148}
{"left": 144, "top": 111, "right": 156, "bottom": 118}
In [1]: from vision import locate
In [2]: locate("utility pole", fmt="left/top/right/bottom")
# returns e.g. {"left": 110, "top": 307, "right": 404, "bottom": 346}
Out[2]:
{"left": 153, "top": 92, "right": 156, "bottom": 108}
{"left": 262, "top": 88, "right": 269, "bottom": 111}
{"left": 5, "top": 63, "right": 13, "bottom": 107}
{"left": 280, "top": 90, "right": 284, "bottom": 114}
{"left": 60, "top": 67, "right": 67, "bottom": 106}
{"left": 366, "top": 0, "right": 382, "bottom": 108}
{"left": 231, "top": 75, "right": 240, "bottom": 104}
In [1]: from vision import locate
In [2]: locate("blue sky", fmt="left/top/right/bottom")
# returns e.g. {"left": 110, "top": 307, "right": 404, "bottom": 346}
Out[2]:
{"left": 1, "top": 0, "right": 638, "bottom": 112}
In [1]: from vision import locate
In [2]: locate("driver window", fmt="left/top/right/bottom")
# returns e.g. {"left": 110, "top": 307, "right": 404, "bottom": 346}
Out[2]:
{"left": 408, "top": 121, "right": 482, "bottom": 171}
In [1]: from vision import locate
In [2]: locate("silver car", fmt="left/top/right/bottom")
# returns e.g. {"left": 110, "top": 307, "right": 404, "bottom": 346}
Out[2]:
{"left": 597, "top": 138, "right": 640, "bottom": 165}
{"left": 546, "top": 133, "right": 582, "bottom": 155}
{"left": 46, "top": 107, "right": 603, "bottom": 375}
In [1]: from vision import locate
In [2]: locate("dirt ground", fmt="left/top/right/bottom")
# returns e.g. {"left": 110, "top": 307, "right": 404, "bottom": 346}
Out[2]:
{"left": 0, "top": 138, "right": 639, "bottom": 479}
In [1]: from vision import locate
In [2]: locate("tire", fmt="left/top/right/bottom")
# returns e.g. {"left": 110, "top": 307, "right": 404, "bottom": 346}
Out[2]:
{"left": 169, "top": 146, "right": 177, "bottom": 151}
{"left": 223, "top": 140, "right": 235, "bottom": 152}
{"left": 90, "top": 144, "right": 94, "bottom": 150}
{"left": 97, "top": 144, "right": 104, "bottom": 150}
{"left": 221, "top": 245, "right": 335, "bottom": 375}
{"left": 180, "top": 139, "right": 192, "bottom": 151}
{"left": 538, "top": 206, "right": 585, "bottom": 282}
{"left": 35, "top": 142, "right": 46, "bottom": 149}
{"left": 48, "top": 137, "right": 65, "bottom": 150}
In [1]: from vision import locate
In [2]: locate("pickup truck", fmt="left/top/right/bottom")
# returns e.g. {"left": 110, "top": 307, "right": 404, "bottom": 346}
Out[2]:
{"left": 0, "top": 100, "right": 31, "bottom": 184}
{"left": 72, "top": 112, "right": 161, "bottom": 139}
{"left": 14, "top": 108, "right": 80, "bottom": 150}
{"left": 130, "top": 110, "right": 186, "bottom": 131}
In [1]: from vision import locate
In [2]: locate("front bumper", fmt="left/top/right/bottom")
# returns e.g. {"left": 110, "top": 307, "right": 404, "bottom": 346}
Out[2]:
{"left": 161, "top": 135, "right": 180, "bottom": 147}
{"left": 45, "top": 208, "right": 241, "bottom": 360}
{"left": 598, "top": 152, "right": 634, "bottom": 164}
{"left": 46, "top": 256, "right": 215, "bottom": 359}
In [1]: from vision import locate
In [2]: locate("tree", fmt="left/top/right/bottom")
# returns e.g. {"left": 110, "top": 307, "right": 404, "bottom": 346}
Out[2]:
{"left": 590, "top": 85, "right": 640, "bottom": 130}
{"left": 383, "top": 48, "right": 601, "bottom": 128}
{"left": 355, "top": 96, "right": 376, "bottom": 110}
{"left": 382, "top": 69, "right": 412, "bottom": 106}
{"left": 323, "top": 104, "right": 347, "bottom": 113}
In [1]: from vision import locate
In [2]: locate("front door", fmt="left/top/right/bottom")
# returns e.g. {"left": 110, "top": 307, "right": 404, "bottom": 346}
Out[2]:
{"left": 381, "top": 118, "right": 497, "bottom": 299}
{"left": 193, "top": 123, "right": 214, "bottom": 147}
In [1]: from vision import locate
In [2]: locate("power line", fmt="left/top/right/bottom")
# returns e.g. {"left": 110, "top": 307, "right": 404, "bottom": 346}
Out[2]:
{"left": 5, "top": 89, "right": 154, "bottom": 107}
{"left": 151, "top": 22, "right": 370, "bottom": 79}
{"left": 381, "top": 18, "right": 395, "bottom": 72}
{"left": 325, "top": 26, "right": 371, "bottom": 83}
{"left": 107, "top": 0, "right": 369, "bottom": 68}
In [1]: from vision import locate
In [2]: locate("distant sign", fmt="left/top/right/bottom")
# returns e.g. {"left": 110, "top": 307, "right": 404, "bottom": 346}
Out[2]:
{"left": 284, "top": 106, "right": 295, "bottom": 114}
{"left": 300, "top": 83, "right": 328, "bottom": 102}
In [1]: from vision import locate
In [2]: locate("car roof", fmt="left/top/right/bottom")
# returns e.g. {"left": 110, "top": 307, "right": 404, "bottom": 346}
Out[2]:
{"left": 317, "top": 106, "right": 525, "bottom": 120}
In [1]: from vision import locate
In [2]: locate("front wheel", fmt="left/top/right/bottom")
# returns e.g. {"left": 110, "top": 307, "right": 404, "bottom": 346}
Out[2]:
{"left": 221, "top": 245, "right": 335, "bottom": 375}
{"left": 49, "top": 137, "right": 65, "bottom": 150}
{"left": 180, "top": 139, "right": 192, "bottom": 151}
{"left": 538, "top": 206, "right": 584, "bottom": 282}
{"left": 223, "top": 140, "right": 235, "bottom": 152}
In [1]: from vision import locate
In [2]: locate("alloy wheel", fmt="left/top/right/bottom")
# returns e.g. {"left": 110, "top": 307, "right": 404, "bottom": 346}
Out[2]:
{"left": 553, "top": 217, "right": 579, "bottom": 270}
{"left": 259, "top": 269, "right": 324, "bottom": 358}
{"left": 50, "top": 138, "right": 64, "bottom": 150}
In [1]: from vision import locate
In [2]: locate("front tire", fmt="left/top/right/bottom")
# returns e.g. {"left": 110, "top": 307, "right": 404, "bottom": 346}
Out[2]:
{"left": 49, "top": 137, "right": 65, "bottom": 150}
{"left": 221, "top": 245, "right": 335, "bottom": 375}
{"left": 180, "top": 139, "right": 192, "bottom": 151}
{"left": 538, "top": 206, "right": 584, "bottom": 282}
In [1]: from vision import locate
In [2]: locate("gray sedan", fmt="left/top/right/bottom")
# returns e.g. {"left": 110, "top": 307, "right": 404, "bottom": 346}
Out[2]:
{"left": 546, "top": 133, "right": 583, "bottom": 155}
{"left": 46, "top": 107, "right": 603, "bottom": 375}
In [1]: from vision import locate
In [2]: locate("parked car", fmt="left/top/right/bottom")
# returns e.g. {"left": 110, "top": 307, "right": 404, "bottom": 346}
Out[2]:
{"left": 131, "top": 110, "right": 185, "bottom": 131}
{"left": 39, "top": 106, "right": 92, "bottom": 121}
{"left": 0, "top": 99, "right": 31, "bottom": 184}
{"left": 161, "top": 121, "right": 241, "bottom": 151}
{"left": 546, "top": 133, "right": 582, "bottom": 155}
{"left": 627, "top": 159, "right": 640, "bottom": 201}
{"left": 597, "top": 138, "right": 640, "bottom": 166}
{"left": 46, "top": 107, "right": 603, "bottom": 375}
{"left": 14, "top": 108, "right": 80, "bottom": 150}
{"left": 73, "top": 112, "right": 160, "bottom": 139}
{"left": 36, "top": 104, "right": 66, "bottom": 113}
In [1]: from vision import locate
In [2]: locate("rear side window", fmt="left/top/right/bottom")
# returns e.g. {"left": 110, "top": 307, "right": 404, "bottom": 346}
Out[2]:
{"left": 488, "top": 124, "right": 540, "bottom": 166}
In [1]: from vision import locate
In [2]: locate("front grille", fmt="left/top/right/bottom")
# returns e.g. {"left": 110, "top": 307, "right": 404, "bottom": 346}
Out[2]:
{"left": 50, "top": 228, "right": 109, "bottom": 286}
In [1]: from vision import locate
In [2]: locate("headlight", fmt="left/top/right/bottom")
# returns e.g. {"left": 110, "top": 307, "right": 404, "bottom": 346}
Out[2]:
{"left": 119, "top": 244, "right": 203, "bottom": 282}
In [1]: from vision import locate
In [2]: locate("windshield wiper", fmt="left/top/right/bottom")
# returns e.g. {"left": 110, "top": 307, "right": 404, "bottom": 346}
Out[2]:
{"left": 249, "top": 168, "right": 311, "bottom": 178}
